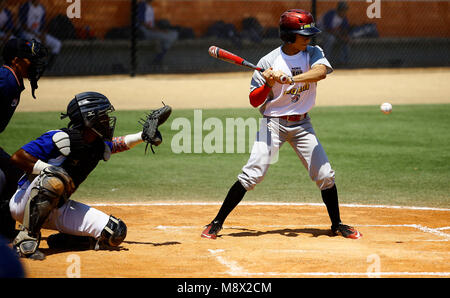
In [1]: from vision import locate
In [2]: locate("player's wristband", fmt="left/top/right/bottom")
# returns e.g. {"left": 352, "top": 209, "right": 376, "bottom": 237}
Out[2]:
{"left": 32, "top": 159, "right": 51, "bottom": 175}
{"left": 112, "top": 132, "right": 144, "bottom": 153}
{"left": 124, "top": 132, "right": 144, "bottom": 148}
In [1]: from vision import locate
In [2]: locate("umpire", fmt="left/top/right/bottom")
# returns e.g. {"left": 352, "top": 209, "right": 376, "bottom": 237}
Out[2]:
{"left": 0, "top": 38, "right": 48, "bottom": 239}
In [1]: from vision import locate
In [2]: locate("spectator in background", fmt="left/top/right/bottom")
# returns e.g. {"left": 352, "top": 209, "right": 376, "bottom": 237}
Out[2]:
{"left": 0, "top": 0, "right": 16, "bottom": 45}
{"left": 18, "top": 0, "right": 61, "bottom": 68}
{"left": 317, "top": 1, "right": 351, "bottom": 66}
{"left": 137, "top": 0, "right": 178, "bottom": 64}
{"left": 241, "top": 17, "right": 264, "bottom": 43}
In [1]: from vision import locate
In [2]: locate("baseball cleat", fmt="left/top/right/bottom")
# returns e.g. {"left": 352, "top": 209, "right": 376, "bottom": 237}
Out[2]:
{"left": 331, "top": 224, "right": 362, "bottom": 239}
{"left": 14, "top": 246, "right": 45, "bottom": 260}
{"left": 201, "top": 221, "right": 223, "bottom": 239}
{"left": 27, "top": 249, "right": 46, "bottom": 260}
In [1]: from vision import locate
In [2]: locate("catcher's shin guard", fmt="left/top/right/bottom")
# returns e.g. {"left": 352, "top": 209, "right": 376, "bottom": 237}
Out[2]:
{"left": 97, "top": 215, "right": 127, "bottom": 249}
{"left": 14, "top": 167, "right": 74, "bottom": 259}
{"left": 13, "top": 188, "right": 54, "bottom": 259}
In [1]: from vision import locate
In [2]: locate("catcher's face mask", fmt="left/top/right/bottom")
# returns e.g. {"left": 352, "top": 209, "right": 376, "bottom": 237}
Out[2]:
{"left": 61, "top": 92, "right": 116, "bottom": 142}
{"left": 87, "top": 108, "right": 117, "bottom": 142}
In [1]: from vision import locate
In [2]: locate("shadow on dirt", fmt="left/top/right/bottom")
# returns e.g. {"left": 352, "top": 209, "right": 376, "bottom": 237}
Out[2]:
{"left": 224, "top": 227, "right": 333, "bottom": 238}
{"left": 38, "top": 237, "right": 181, "bottom": 257}
{"left": 124, "top": 240, "right": 181, "bottom": 246}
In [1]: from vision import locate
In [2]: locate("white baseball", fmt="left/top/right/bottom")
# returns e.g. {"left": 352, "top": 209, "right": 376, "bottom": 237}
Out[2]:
{"left": 380, "top": 102, "right": 392, "bottom": 114}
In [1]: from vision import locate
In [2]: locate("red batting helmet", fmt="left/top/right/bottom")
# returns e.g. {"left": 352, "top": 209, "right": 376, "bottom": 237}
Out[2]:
{"left": 279, "top": 9, "right": 321, "bottom": 43}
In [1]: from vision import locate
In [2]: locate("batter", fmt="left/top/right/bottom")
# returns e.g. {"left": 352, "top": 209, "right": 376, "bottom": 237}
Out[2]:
{"left": 202, "top": 9, "right": 362, "bottom": 240}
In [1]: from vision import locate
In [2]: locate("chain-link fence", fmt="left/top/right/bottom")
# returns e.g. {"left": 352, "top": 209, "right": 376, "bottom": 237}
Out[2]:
{"left": 1, "top": 0, "right": 448, "bottom": 76}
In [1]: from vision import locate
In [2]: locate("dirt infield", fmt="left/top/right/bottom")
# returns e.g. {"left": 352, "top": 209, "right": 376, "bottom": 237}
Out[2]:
{"left": 16, "top": 67, "right": 450, "bottom": 112}
{"left": 20, "top": 203, "right": 450, "bottom": 278}
{"left": 13, "top": 69, "right": 450, "bottom": 278}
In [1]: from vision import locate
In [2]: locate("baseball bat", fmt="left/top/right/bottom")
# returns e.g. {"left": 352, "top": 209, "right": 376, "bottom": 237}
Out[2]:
{"left": 208, "top": 46, "right": 288, "bottom": 83}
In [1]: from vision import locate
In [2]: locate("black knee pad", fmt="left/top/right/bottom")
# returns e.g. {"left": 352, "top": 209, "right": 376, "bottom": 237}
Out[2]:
{"left": 100, "top": 215, "right": 127, "bottom": 247}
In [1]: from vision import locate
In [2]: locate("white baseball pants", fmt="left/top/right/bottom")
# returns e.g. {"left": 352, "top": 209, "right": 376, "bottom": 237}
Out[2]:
{"left": 238, "top": 116, "right": 335, "bottom": 191}
{"left": 9, "top": 177, "right": 109, "bottom": 238}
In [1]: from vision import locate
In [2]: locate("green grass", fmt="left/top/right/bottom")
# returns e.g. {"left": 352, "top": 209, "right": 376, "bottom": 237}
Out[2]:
{"left": 1, "top": 104, "right": 449, "bottom": 207}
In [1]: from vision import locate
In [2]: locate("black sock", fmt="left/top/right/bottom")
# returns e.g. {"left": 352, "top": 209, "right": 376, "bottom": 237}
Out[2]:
{"left": 321, "top": 184, "right": 342, "bottom": 228}
{"left": 213, "top": 180, "right": 247, "bottom": 224}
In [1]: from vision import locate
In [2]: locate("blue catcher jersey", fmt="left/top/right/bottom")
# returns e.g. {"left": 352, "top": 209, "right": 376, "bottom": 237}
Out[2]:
{"left": 18, "top": 130, "right": 113, "bottom": 186}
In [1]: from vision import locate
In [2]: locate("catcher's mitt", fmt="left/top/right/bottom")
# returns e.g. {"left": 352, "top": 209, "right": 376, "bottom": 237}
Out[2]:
{"left": 140, "top": 102, "right": 172, "bottom": 154}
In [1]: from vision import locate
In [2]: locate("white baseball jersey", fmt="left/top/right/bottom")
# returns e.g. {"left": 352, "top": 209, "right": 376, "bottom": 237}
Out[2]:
{"left": 250, "top": 45, "right": 333, "bottom": 117}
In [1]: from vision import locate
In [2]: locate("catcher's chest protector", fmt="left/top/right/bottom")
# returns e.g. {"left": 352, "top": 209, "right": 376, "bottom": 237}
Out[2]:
{"left": 60, "top": 128, "right": 106, "bottom": 187}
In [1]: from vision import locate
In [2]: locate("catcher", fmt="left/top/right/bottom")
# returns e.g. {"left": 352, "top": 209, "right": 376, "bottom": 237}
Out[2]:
{"left": 4, "top": 91, "right": 171, "bottom": 260}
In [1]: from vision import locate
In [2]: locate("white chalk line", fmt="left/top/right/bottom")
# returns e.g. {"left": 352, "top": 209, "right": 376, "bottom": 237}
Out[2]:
{"left": 90, "top": 201, "right": 450, "bottom": 211}
{"left": 94, "top": 201, "right": 450, "bottom": 276}
{"left": 156, "top": 223, "right": 432, "bottom": 229}
{"left": 239, "top": 272, "right": 450, "bottom": 277}
{"left": 413, "top": 224, "right": 450, "bottom": 239}
{"left": 155, "top": 224, "right": 450, "bottom": 234}
{"left": 205, "top": 223, "right": 450, "bottom": 278}
{"left": 156, "top": 223, "right": 449, "bottom": 240}
{"left": 436, "top": 226, "right": 450, "bottom": 230}
{"left": 206, "top": 249, "right": 450, "bottom": 277}
{"left": 156, "top": 224, "right": 420, "bottom": 229}
{"left": 208, "top": 249, "right": 249, "bottom": 276}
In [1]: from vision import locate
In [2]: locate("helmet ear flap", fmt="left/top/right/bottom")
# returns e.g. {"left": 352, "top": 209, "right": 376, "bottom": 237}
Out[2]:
{"left": 62, "top": 96, "right": 83, "bottom": 129}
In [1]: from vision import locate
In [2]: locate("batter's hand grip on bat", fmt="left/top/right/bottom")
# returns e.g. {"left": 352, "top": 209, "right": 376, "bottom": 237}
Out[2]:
{"left": 260, "top": 68, "right": 289, "bottom": 84}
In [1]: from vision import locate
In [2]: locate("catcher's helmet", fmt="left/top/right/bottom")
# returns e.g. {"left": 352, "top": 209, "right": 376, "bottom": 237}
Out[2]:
{"left": 61, "top": 92, "right": 116, "bottom": 141}
{"left": 2, "top": 38, "right": 49, "bottom": 99}
{"left": 279, "top": 9, "right": 321, "bottom": 43}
